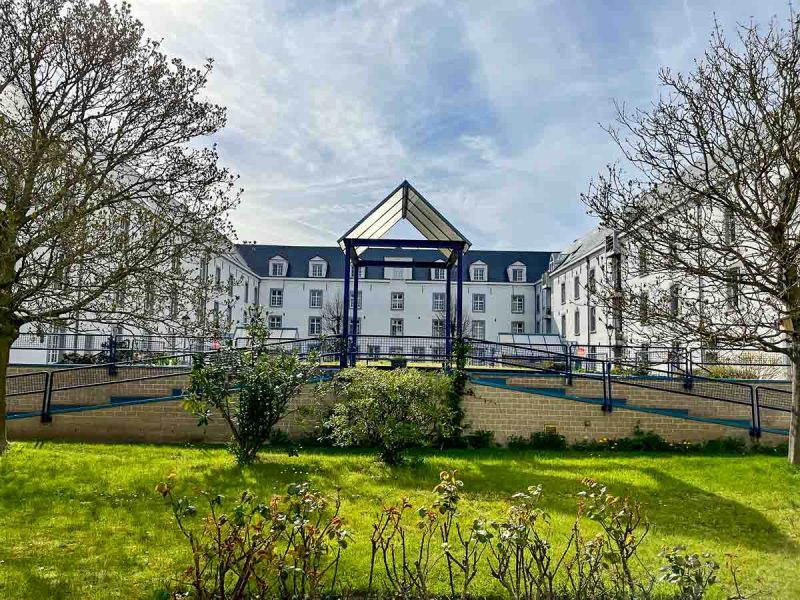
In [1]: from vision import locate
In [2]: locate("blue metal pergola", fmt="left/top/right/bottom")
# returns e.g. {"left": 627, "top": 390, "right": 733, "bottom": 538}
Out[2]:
{"left": 337, "top": 181, "right": 471, "bottom": 367}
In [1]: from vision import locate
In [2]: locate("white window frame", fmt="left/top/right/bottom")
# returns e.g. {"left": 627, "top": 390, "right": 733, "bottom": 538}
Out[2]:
{"left": 511, "top": 321, "right": 525, "bottom": 334}
{"left": 269, "top": 260, "right": 286, "bottom": 277}
{"left": 431, "top": 267, "right": 447, "bottom": 281}
{"left": 472, "top": 293, "right": 486, "bottom": 312}
{"left": 390, "top": 318, "right": 404, "bottom": 337}
{"left": 574, "top": 276, "right": 580, "bottom": 300}
{"left": 511, "top": 267, "right": 525, "bottom": 282}
{"left": 309, "top": 289, "right": 323, "bottom": 309}
{"left": 432, "top": 319, "right": 446, "bottom": 337}
{"left": 472, "top": 320, "right": 486, "bottom": 339}
{"left": 308, "top": 316, "right": 322, "bottom": 336}
{"left": 471, "top": 264, "right": 487, "bottom": 282}
{"left": 574, "top": 310, "right": 580, "bottom": 335}
{"left": 511, "top": 295, "right": 525, "bottom": 314}
{"left": 432, "top": 292, "right": 446, "bottom": 312}
{"left": 589, "top": 306, "right": 597, "bottom": 333}
{"left": 350, "top": 290, "right": 363, "bottom": 309}
{"left": 268, "top": 315, "right": 283, "bottom": 329}
{"left": 310, "top": 262, "right": 325, "bottom": 278}
{"left": 560, "top": 281, "right": 566, "bottom": 304}
{"left": 391, "top": 291, "right": 404, "bottom": 311}
{"left": 270, "top": 288, "right": 283, "bottom": 308}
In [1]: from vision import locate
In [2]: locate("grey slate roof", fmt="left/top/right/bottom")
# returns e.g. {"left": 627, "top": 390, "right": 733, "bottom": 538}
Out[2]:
{"left": 235, "top": 244, "right": 554, "bottom": 284}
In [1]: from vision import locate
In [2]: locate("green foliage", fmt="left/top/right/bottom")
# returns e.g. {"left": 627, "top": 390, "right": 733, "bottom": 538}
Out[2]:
{"left": 184, "top": 308, "right": 319, "bottom": 464}
{"left": 659, "top": 545, "right": 719, "bottom": 600}
{"left": 442, "top": 338, "right": 472, "bottom": 446}
{"left": 508, "top": 430, "right": 568, "bottom": 450}
{"left": 322, "top": 366, "right": 454, "bottom": 464}
{"left": 464, "top": 429, "right": 496, "bottom": 449}
{"left": 157, "top": 474, "right": 350, "bottom": 599}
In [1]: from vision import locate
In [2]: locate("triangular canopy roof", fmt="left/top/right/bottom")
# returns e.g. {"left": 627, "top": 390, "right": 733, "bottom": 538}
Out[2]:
{"left": 338, "top": 180, "right": 471, "bottom": 258}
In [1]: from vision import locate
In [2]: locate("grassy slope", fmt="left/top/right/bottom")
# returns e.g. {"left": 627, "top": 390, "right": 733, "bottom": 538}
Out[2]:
{"left": 0, "top": 443, "right": 798, "bottom": 599}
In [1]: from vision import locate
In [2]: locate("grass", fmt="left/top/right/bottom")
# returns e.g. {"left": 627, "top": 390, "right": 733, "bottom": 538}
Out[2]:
{"left": 0, "top": 442, "right": 798, "bottom": 599}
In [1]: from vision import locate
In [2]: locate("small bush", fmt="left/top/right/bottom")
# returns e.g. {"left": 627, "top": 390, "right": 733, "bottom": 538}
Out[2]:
{"left": 157, "top": 475, "right": 350, "bottom": 600}
{"left": 464, "top": 429, "right": 496, "bottom": 449}
{"left": 184, "top": 308, "right": 319, "bottom": 465}
{"left": 508, "top": 430, "right": 568, "bottom": 450}
{"left": 322, "top": 366, "right": 454, "bottom": 464}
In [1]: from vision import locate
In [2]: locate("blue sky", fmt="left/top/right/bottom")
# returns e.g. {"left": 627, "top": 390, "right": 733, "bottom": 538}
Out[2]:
{"left": 134, "top": 0, "right": 789, "bottom": 250}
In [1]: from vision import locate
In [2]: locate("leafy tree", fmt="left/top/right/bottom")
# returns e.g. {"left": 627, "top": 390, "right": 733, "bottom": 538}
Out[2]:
{"left": 322, "top": 366, "right": 454, "bottom": 464}
{"left": 0, "top": 0, "right": 239, "bottom": 451}
{"left": 185, "top": 307, "right": 320, "bottom": 464}
{"left": 582, "top": 10, "right": 800, "bottom": 463}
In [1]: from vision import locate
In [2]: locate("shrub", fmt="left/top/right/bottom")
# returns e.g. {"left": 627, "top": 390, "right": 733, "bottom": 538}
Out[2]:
{"left": 659, "top": 545, "right": 719, "bottom": 600}
{"left": 184, "top": 308, "right": 319, "bottom": 464}
{"left": 157, "top": 475, "right": 350, "bottom": 600}
{"left": 322, "top": 366, "right": 454, "bottom": 464}
{"left": 508, "top": 430, "right": 568, "bottom": 450}
{"left": 464, "top": 429, "right": 496, "bottom": 449}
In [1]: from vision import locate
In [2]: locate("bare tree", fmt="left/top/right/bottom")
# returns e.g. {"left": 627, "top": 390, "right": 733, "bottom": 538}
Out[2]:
{"left": 435, "top": 300, "right": 471, "bottom": 338}
{"left": 0, "top": 0, "right": 240, "bottom": 451}
{"left": 581, "top": 11, "right": 800, "bottom": 462}
{"left": 321, "top": 294, "right": 345, "bottom": 337}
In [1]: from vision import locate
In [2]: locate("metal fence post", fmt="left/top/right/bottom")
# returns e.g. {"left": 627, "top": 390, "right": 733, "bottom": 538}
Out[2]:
{"left": 40, "top": 371, "right": 53, "bottom": 423}
{"left": 565, "top": 345, "right": 573, "bottom": 386}
{"left": 750, "top": 386, "right": 761, "bottom": 438}
{"left": 108, "top": 334, "right": 118, "bottom": 376}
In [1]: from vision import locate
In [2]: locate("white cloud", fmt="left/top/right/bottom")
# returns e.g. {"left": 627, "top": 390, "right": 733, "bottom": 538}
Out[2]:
{"left": 131, "top": 0, "right": 790, "bottom": 250}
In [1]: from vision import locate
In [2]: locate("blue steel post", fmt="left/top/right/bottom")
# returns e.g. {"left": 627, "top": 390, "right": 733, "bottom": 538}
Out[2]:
{"left": 351, "top": 258, "right": 359, "bottom": 366}
{"left": 445, "top": 263, "right": 452, "bottom": 362}
{"left": 456, "top": 247, "right": 463, "bottom": 340}
{"left": 750, "top": 386, "right": 761, "bottom": 438}
{"left": 341, "top": 242, "right": 351, "bottom": 368}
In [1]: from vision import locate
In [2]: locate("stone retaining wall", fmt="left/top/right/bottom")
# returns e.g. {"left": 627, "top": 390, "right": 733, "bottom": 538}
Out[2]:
{"left": 6, "top": 366, "right": 790, "bottom": 446}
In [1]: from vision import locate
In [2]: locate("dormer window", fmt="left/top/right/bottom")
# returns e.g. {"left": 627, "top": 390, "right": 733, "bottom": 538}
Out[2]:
{"left": 384, "top": 257, "right": 412, "bottom": 280}
{"left": 308, "top": 257, "right": 327, "bottom": 278}
{"left": 507, "top": 261, "right": 527, "bottom": 283}
{"left": 470, "top": 261, "right": 487, "bottom": 282}
{"left": 431, "top": 262, "right": 447, "bottom": 281}
{"left": 269, "top": 256, "right": 287, "bottom": 277}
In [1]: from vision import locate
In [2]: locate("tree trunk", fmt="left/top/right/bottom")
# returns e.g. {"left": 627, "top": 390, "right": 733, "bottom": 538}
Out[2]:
{"left": 0, "top": 334, "right": 12, "bottom": 454}
{"left": 790, "top": 355, "right": 800, "bottom": 465}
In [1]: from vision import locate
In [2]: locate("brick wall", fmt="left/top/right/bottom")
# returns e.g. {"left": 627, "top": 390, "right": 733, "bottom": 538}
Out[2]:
{"left": 6, "top": 366, "right": 790, "bottom": 446}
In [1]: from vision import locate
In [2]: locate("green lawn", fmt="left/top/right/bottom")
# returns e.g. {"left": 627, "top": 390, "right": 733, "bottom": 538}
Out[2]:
{"left": 0, "top": 443, "right": 798, "bottom": 599}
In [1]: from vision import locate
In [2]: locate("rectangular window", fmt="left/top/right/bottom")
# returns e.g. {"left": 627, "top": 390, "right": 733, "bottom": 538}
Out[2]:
{"left": 561, "top": 314, "right": 566, "bottom": 335}
{"left": 268, "top": 315, "right": 282, "bottom": 329}
{"left": 724, "top": 208, "right": 736, "bottom": 244}
{"left": 511, "top": 321, "right": 525, "bottom": 334}
{"left": 226, "top": 304, "right": 233, "bottom": 325}
{"left": 391, "top": 292, "right": 404, "bottom": 311}
{"left": 308, "top": 316, "right": 322, "bottom": 336}
{"left": 574, "top": 310, "right": 580, "bottom": 335}
{"left": 349, "top": 290, "right": 363, "bottom": 309}
{"left": 368, "top": 345, "right": 380, "bottom": 359}
{"left": 432, "top": 268, "right": 446, "bottom": 281}
{"left": 472, "top": 320, "right": 486, "bottom": 339}
{"left": 511, "top": 295, "right": 525, "bottom": 314}
{"left": 390, "top": 318, "right": 404, "bottom": 336}
{"left": 215, "top": 266, "right": 221, "bottom": 285}
{"left": 349, "top": 318, "right": 361, "bottom": 335}
{"left": 472, "top": 294, "right": 485, "bottom": 312}
{"left": 311, "top": 262, "right": 324, "bottom": 278}
{"left": 589, "top": 306, "right": 597, "bottom": 333}
{"left": 432, "top": 319, "right": 446, "bottom": 337}
{"left": 560, "top": 281, "right": 566, "bottom": 304}
{"left": 535, "top": 293, "right": 541, "bottom": 312}
{"left": 270, "top": 288, "right": 283, "bottom": 307}
{"left": 472, "top": 266, "right": 486, "bottom": 281}
{"left": 271, "top": 262, "right": 284, "bottom": 277}
{"left": 412, "top": 346, "right": 426, "bottom": 359}
{"left": 432, "top": 292, "right": 446, "bottom": 312}
{"left": 639, "top": 248, "right": 648, "bottom": 275}
{"left": 228, "top": 274, "right": 235, "bottom": 296}
{"left": 253, "top": 285, "right": 259, "bottom": 306}
{"left": 511, "top": 268, "right": 525, "bottom": 282}
{"left": 574, "top": 276, "right": 580, "bottom": 300}
{"left": 588, "top": 268, "right": 596, "bottom": 293}
{"left": 244, "top": 281, "right": 249, "bottom": 304}
{"left": 309, "top": 289, "right": 323, "bottom": 309}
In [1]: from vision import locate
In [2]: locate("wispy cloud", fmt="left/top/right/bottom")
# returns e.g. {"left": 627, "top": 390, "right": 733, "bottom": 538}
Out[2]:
{"left": 133, "top": 0, "right": 789, "bottom": 250}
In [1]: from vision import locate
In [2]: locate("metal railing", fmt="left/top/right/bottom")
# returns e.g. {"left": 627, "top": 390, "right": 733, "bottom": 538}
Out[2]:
{"left": 5, "top": 334, "right": 793, "bottom": 439}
